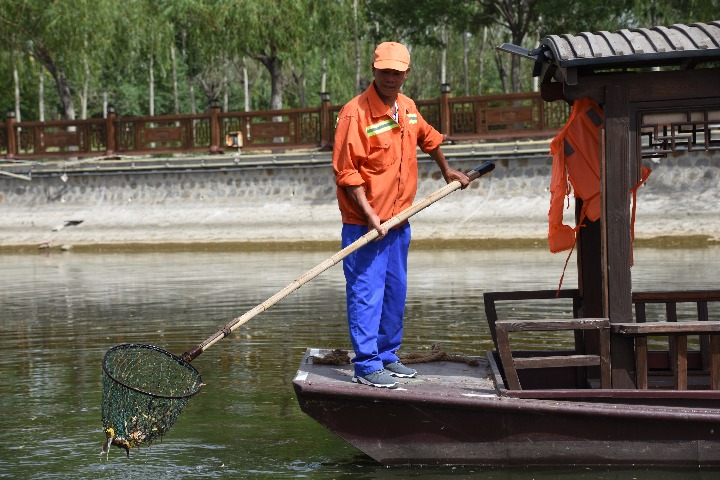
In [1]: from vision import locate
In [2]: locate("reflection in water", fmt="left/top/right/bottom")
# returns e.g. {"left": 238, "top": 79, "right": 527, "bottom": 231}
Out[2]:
{"left": 0, "top": 246, "right": 719, "bottom": 479}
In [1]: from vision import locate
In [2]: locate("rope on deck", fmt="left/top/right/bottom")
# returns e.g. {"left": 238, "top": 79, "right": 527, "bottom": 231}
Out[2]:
{"left": 308, "top": 349, "right": 351, "bottom": 365}
{"left": 308, "top": 344, "right": 480, "bottom": 367}
{"left": 400, "top": 344, "right": 481, "bottom": 367}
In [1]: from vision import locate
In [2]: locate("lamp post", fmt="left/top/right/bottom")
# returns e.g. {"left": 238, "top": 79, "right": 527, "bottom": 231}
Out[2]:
{"left": 105, "top": 104, "right": 117, "bottom": 156}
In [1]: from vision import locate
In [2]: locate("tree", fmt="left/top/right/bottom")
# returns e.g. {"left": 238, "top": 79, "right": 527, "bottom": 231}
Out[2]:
{"left": 230, "top": 0, "right": 315, "bottom": 111}
{"left": 286, "top": 0, "right": 354, "bottom": 107}
{"left": 631, "top": 0, "right": 719, "bottom": 27}
{"left": 536, "top": 0, "right": 634, "bottom": 37}
{"left": 1, "top": 0, "right": 707, "bottom": 122}
{"left": 477, "top": 0, "right": 643, "bottom": 92}
{"left": 365, "top": 0, "right": 488, "bottom": 92}
{"left": 475, "top": 0, "right": 540, "bottom": 93}
{"left": 0, "top": 0, "right": 119, "bottom": 120}
{"left": 160, "top": 0, "right": 242, "bottom": 111}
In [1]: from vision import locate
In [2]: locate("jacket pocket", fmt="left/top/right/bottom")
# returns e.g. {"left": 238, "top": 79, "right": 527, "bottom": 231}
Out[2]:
{"left": 367, "top": 130, "right": 397, "bottom": 168}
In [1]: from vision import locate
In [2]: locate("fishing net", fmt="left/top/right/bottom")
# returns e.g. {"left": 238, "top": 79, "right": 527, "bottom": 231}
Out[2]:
{"left": 102, "top": 344, "right": 202, "bottom": 455}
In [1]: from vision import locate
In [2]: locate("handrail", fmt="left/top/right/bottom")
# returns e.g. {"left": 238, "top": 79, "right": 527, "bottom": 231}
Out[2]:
{"left": 0, "top": 91, "right": 567, "bottom": 161}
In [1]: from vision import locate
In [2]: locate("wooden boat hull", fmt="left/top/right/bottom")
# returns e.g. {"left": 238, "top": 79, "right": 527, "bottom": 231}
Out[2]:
{"left": 293, "top": 349, "right": 720, "bottom": 466}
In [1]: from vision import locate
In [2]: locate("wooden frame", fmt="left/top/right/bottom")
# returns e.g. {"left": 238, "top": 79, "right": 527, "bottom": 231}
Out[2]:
{"left": 495, "top": 318, "right": 611, "bottom": 390}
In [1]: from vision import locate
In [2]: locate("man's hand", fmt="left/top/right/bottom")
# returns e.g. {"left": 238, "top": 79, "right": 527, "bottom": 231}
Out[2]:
{"left": 367, "top": 212, "right": 388, "bottom": 240}
{"left": 346, "top": 185, "right": 387, "bottom": 240}
{"left": 442, "top": 167, "right": 471, "bottom": 189}
{"left": 428, "top": 147, "right": 471, "bottom": 189}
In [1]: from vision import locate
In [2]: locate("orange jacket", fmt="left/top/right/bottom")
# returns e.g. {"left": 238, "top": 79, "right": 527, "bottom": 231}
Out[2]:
{"left": 332, "top": 84, "right": 443, "bottom": 225}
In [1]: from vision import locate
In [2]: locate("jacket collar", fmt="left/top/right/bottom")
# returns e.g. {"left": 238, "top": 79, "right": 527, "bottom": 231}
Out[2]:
{"left": 366, "top": 82, "right": 400, "bottom": 121}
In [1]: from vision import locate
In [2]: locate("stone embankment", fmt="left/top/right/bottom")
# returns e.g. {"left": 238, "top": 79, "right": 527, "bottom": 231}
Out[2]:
{"left": 0, "top": 141, "right": 718, "bottom": 251}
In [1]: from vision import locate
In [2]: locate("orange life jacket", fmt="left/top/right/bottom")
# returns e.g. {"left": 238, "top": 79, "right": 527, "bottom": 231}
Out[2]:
{"left": 548, "top": 98, "right": 651, "bottom": 254}
{"left": 548, "top": 98, "right": 602, "bottom": 253}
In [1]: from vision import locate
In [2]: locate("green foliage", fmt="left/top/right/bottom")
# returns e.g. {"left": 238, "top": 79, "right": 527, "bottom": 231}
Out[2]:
{"left": 536, "top": 0, "right": 635, "bottom": 36}
{"left": 365, "top": 0, "right": 486, "bottom": 47}
{"left": 0, "top": 0, "right": 715, "bottom": 120}
{"left": 631, "top": 0, "right": 720, "bottom": 26}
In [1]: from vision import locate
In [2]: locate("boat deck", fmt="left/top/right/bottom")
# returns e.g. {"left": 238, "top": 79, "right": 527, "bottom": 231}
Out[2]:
{"left": 294, "top": 348, "right": 496, "bottom": 400}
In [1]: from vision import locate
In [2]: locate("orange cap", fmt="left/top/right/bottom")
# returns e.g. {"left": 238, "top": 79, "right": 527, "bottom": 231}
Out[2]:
{"left": 373, "top": 42, "right": 410, "bottom": 71}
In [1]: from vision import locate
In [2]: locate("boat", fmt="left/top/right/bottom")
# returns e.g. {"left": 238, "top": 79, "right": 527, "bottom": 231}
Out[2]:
{"left": 293, "top": 20, "right": 720, "bottom": 466}
{"left": 294, "top": 289, "right": 720, "bottom": 466}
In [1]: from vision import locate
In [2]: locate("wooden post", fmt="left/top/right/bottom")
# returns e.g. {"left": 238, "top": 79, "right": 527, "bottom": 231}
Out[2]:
{"left": 320, "top": 92, "right": 331, "bottom": 149}
{"left": 105, "top": 105, "right": 117, "bottom": 156}
{"left": 536, "top": 95, "right": 547, "bottom": 130}
{"left": 440, "top": 83, "right": 451, "bottom": 136}
{"left": 134, "top": 117, "right": 143, "bottom": 152}
{"left": 602, "top": 85, "right": 636, "bottom": 389}
{"left": 209, "top": 100, "right": 221, "bottom": 153}
{"left": 577, "top": 211, "right": 603, "bottom": 374}
{"left": 5, "top": 111, "right": 17, "bottom": 159}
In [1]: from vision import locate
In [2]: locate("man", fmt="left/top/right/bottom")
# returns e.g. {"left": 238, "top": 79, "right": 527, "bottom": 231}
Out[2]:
{"left": 332, "top": 41, "right": 469, "bottom": 388}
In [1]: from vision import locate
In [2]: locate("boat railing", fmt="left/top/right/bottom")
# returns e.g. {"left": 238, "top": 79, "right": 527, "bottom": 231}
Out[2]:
{"left": 612, "top": 322, "right": 720, "bottom": 389}
{"left": 483, "top": 289, "right": 582, "bottom": 353}
{"left": 625, "top": 290, "right": 720, "bottom": 389}
{"left": 484, "top": 289, "right": 720, "bottom": 391}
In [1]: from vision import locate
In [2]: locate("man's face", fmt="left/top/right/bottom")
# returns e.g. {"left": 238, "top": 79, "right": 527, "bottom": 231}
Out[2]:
{"left": 373, "top": 67, "right": 410, "bottom": 100}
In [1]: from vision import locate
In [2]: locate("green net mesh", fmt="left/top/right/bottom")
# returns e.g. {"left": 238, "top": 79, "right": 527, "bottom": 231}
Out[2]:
{"left": 102, "top": 344, "right": 202, "bottom": 455}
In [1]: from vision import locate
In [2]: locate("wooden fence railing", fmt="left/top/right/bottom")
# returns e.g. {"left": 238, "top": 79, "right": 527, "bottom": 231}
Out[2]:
{"left": 0, "top": 91, "right": 569, "bottom": 160}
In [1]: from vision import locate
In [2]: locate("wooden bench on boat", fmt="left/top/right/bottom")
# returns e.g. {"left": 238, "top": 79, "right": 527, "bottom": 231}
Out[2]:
{"left": 485, "top": 289, "right": 606, "bottom": 390}
{"left": 495, "top": 317, "right": 611, "bottom": 390}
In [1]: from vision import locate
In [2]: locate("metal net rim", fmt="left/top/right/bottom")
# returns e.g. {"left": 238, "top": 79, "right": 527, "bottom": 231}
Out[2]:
{"left": 102, "top": 343, "right": 202, "bottom": 400}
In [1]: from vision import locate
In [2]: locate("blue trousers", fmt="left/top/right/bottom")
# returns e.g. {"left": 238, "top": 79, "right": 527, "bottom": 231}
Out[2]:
{"left": 341, "top": 222, "right": 411, "bottom": 376}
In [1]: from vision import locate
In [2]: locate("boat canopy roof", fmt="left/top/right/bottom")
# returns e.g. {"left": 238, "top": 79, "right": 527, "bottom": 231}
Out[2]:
{"left": 498, "top": 21, "right": 720, "bottom": 86}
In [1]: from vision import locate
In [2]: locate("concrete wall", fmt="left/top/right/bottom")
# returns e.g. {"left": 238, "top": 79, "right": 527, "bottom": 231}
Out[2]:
{"left": 0, "top": 150, "right": 718, "bottom": 248}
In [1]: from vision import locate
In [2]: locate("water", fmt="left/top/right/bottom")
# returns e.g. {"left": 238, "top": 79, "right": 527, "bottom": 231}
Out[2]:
{"left": 1, "top": 246, "right": 720, "bottom": 479}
